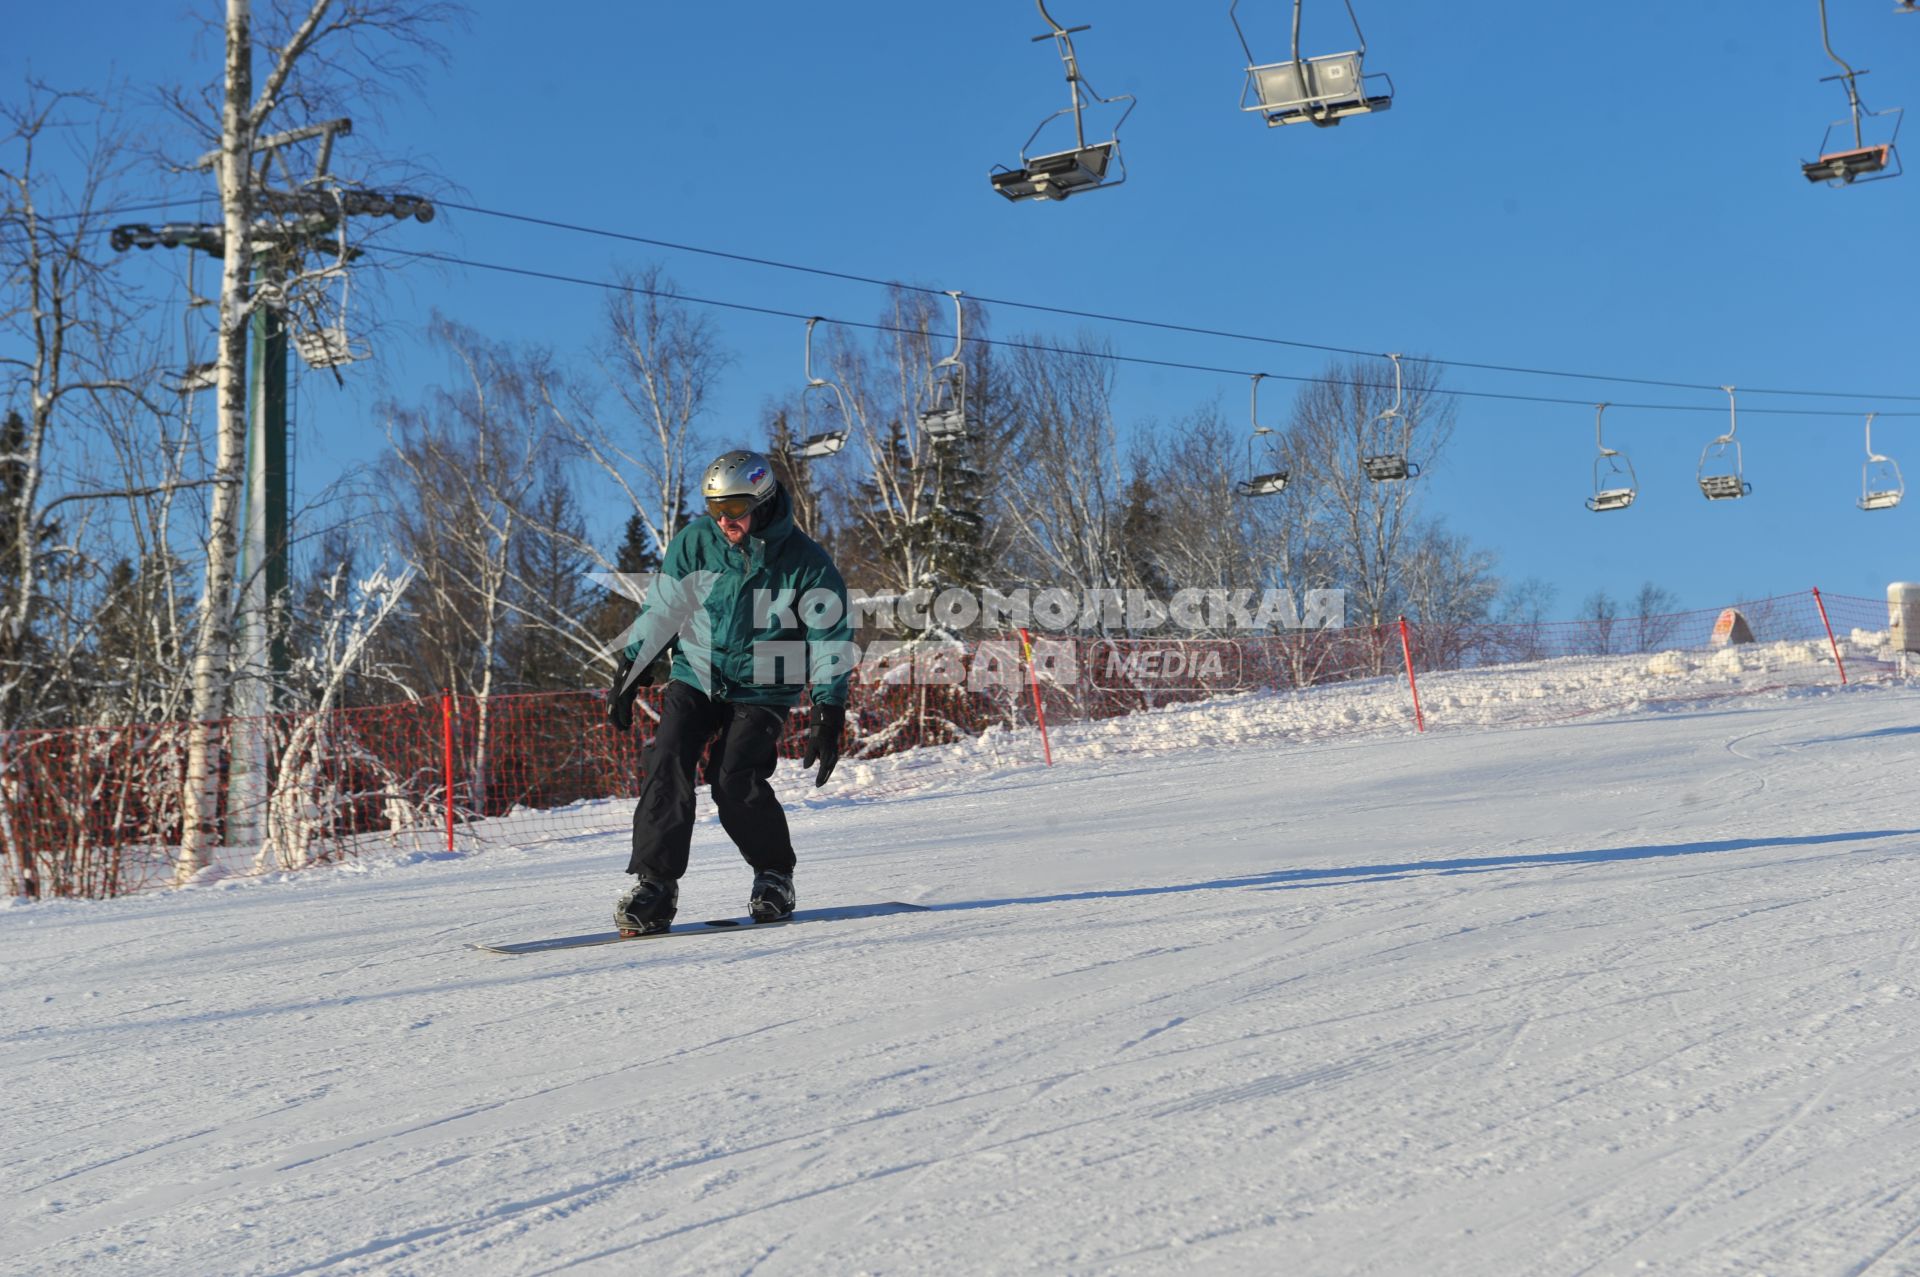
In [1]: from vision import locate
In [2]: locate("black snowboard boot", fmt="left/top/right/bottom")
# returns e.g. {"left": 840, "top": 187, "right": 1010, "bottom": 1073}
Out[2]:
{"left": 615, "top": 876, "right": 678, "bottom": 937}
{"left": 749, "top": 869, "right": 796, "bottom": 923}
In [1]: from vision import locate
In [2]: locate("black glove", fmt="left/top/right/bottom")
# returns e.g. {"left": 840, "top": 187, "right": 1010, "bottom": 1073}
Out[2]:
{"left": 608, "top": 650, "right": 644, "bottom": 732}
{"left": 802, "top": 702, "right": 846, "bottom": 788}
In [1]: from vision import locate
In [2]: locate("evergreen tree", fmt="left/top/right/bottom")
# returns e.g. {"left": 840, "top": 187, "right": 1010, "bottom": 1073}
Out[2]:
{"left": 504, "top": 475, "right": 593, "bottom": 692}
{"left": 919, "top": 404, "right": 990, "bottom": 607}
{"left": 587, "top": 512, "right": 666, "bottom": 661}
{"left": 1114, "top": 454, "right": 1173, "bottom": 606}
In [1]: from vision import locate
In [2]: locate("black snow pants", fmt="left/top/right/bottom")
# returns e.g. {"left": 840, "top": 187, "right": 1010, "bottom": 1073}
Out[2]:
{"left": 627, "top": 679, "right": 795, "bottom": 881}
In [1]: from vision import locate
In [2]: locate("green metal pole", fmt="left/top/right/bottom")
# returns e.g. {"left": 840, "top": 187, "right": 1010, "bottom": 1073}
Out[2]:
{"left": 244, "top": 258, "right": 290, "bottom": 704}
{"left": 262, "top": 283, "right": 288, "bottom": 695}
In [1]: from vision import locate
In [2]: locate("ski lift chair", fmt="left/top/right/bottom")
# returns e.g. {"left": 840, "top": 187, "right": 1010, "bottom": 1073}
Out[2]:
{"left": 1238, "top": 470, "right": 1290, "bottom": 497}
{"left": 991, "top": 1, "right": 1135, "bottom": 202}
{"left": 1231, "top": 0, "right": 1394, "bottom": 129}
{"left": 1698, "top": 386, "right": 1752, "bottom": 501}
{"left": 1362, "top": 352, "right": 1418, "bottom": 483}
{"left": 919, "top": 384, "right": 968, "bottom": 441}
{"left": 991, "top": 143, "right": 1122, "bottom": 202}
{"left": 293, "top": 324, "right": 369, "bottom": 371}
{"left": 292, "top": 270, "right": 370, "bottom": 371}
{"left": 1586, "top": 403, "right": 1637, "bottom": 512}
{"left": 799, "top": 428, "right": 848, "bottom": 459}
{"left": 1237, "top": 429, "right": 1291, "bottom": 496}
{"left": 1234, "top": 376, "right": 1291, "bottom": 497}
{"left": 918, "top": 291, "right": 970, "bottom": 442}
{"left": 798, "top": 317, "right": 854, "bottom": 461}
{"left": 1362, "top": 454, "right": 1419, "bottom": 481}
{"left": 1698, "top": 460, "right": 1751, "bottom": 501}
{"left": 1802, "top": 0, "right": 1903, "bottom": 186}
{"left": 1860, "top": 414, "right": 1905, "bottom": 510}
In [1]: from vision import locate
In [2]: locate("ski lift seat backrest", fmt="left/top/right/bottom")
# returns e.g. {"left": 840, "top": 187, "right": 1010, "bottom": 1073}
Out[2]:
{"left": 1245, "top": 58, "right": 1391, "bottom": 126}
{"left": 1362, "top": 454, "right": 1417, "bottom": 482}
{"left": 1699, "top": 473, "right": 1751, "bottom": 500}
{"left": 1237, "top": 471, "right": 1290, "bottom": 497}
{"left": 1251, "top": 54, "right": 1368, "bottom": 110}
{"left": 921, "top": 405, "right": 967, "bottom": 440}
{"left": 1587, "top": 488, "right": 1635, "bottom": 513}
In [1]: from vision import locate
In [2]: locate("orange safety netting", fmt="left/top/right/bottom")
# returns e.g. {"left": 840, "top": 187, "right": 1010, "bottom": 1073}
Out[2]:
{"left": 0, "top": 590, "right": 1904, "bottom": 899}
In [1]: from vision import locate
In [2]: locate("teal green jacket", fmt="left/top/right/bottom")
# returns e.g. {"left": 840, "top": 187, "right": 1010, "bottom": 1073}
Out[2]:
{"left": 622, "top": 486, "right": 853, "bottom": 708}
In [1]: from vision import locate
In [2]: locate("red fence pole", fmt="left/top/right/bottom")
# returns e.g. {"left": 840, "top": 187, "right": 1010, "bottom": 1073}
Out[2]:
{"left": 1812, "top": 587, "right": 1848, "bottom": 686}
{"left": 1018, "top": 628, "right": 1053, "bottom": 766}
{"left": 441, "top": 690, "right": 456, "bottom": 853}
{"left": 1398, "top": 616, "right": 1426, "bottom": 732}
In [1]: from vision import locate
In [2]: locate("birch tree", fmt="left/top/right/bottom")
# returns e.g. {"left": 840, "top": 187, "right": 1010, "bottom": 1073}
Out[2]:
{"left": 995, "top": 336, "right": 1127, "bottom": 609}
{"left": 544, "top": 265, "right": 722, "bottom": 568}
{"left": 380, "top": 321, "right": 552, "bottom": 815}
{"left": 1283, "top": 355, "right": 1455, "bottom": 666}
{"left": 258, "top": 560, "right": 413, "bottom": 871}
{"left": 0, "top": 87, "right": 163, "bottom": 733}
{"left": 827, "top": 289, "right": 998, "bottom": 612}
{"left": 174, "top": 0, "right": 455, "bottom": 881}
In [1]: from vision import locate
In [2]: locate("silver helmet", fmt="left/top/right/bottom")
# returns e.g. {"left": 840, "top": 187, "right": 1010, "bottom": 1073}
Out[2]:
{"left": 701, "top": 449, "right": 777, "bottom": 518}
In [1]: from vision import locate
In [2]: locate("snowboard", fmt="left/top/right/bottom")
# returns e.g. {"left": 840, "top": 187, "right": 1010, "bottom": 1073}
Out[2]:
{"left": 469, "top": 900, "right": 929, "bottom": 955}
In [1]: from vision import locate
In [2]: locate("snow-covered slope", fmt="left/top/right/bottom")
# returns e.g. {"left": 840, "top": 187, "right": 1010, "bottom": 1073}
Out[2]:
{"left": 6, "top": 681, "right": 1920, "bottom": 1275}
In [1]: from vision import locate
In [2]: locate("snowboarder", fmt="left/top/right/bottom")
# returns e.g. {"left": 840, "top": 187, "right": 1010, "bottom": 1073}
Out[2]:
{"left": 606, "top": 449, "right": 853, "bottom": 936}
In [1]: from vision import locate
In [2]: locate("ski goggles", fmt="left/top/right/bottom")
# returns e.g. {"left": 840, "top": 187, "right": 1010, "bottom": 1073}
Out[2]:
{"left": 706, "top": 494, "right": 760, "bottom": 520}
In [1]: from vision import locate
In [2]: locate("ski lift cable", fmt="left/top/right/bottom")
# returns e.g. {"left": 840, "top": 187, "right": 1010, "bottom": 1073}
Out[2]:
{"left": 420, "top": 199, "right": 1920, "bottom": 405}
{"left": 365, "top": 244, "right": 1920, "bottom": 420}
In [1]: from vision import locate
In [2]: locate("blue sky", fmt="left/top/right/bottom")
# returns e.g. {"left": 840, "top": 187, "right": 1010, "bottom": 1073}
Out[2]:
{"left": 10, "top": 1, "right": 1919, "bottom": 614}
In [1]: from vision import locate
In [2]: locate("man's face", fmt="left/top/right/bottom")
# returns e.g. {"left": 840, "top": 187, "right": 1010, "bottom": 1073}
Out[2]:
{"left": 716, "top": 511, "right": 751, "bottom": 545}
